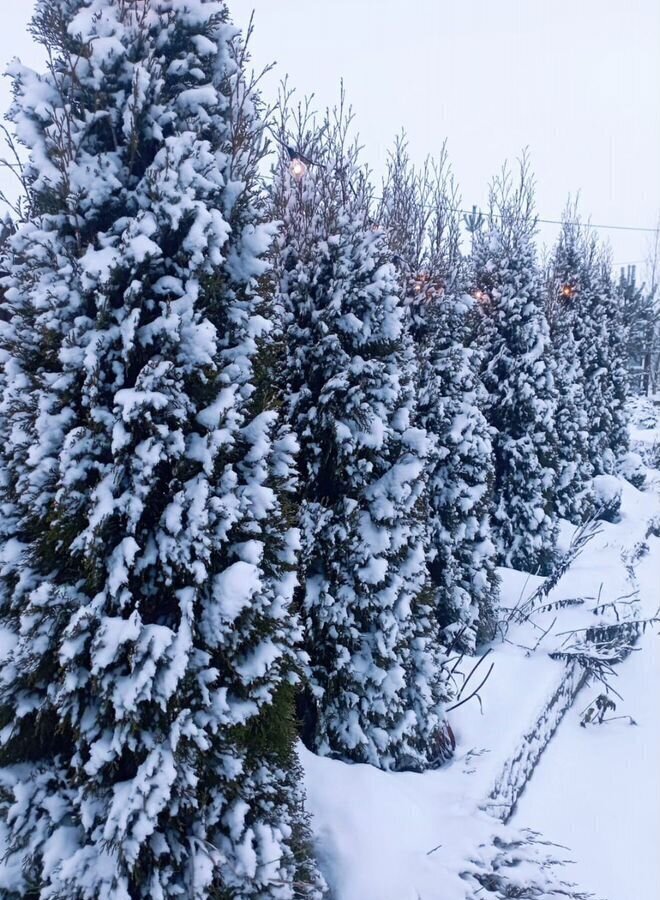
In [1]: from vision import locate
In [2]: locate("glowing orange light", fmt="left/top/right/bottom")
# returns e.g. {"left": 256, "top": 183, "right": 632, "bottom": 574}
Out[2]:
{"left": 561, "top": 284, "right": 577, "bottom": 300}
{"left": 411, "top": 273, "right": 445, "bottom": 303}
{"left": 289, "top": 158, "right": 307, "bottom": 180}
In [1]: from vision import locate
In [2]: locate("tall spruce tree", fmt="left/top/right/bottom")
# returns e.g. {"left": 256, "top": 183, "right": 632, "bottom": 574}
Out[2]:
{"left": 0, "top": 2, "right": 321, "bottom": 897}
{"left": 620, "top": 265, "right": 659, "bottom": 395}
{"left": 380, "top": 138, "right": 498, "bottom": 651}
{"left": 573, "top": 239, "right": 630, "bottom": 475}
{"left": 596, "top": 257, "right": 630, "bottom": 468}
{"left": 545, "top": 210, "right": 596, "bottom": 523}
{"left": 272, "top": 100, "right": 453, "bottom": 771}
{"left": 471, "top": 160, "right": 558, "bottom": 573}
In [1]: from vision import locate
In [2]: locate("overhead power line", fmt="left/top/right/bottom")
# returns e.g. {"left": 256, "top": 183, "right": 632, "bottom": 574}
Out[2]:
{"left": 529, "top": 216, "right": 658, "bottom": 234}
{"left": 372, "top": 195, "right": 659, "bottom": 235}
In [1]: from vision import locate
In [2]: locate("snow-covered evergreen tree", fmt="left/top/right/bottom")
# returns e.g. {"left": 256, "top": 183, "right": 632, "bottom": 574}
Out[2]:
{"left": 570, "top": 237, "right": 630, "bottom": 475}
{"left": 380, "top": 139, "right": 498, "bottom": 651}
{"left": 421, "top": 294, "right": 499, "bottom": 650}
{"left": 545, "top": 211, "right": 595, "bottom": 523}
{"left": 471, "top": 160, "right": 558, "bottom": 573}
{"left": 0, "top": 3, "right": 321, "bottom": 897}
{"left": 272, "top": 100, "right": 453, "bottom": 771}
{"left": 594, "top": 256, "right": 630, "bottom": 470}
{"left": 546, "top": 206, "right": 630, "bottom": 516}
{"left": 620, "top": 264, "right": 659, "bottom": 395}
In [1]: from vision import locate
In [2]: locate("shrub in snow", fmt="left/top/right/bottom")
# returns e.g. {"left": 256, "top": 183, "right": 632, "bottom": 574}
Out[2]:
{"left": 632, "top": 436, "right": 660, "bottom": 470}
{"left": 471, "top": 159, "right": 559, "bottom": 573}
{"left": 579, "top": 692, "right": 636, "bottom": 727}
{"left": 379, "top": 137, "right": 498, "bottom": 652}
{"left": 592, "top": 475, "right": 623, "bottom": 523}
{"left": 271, "top": 101, "right": 452, "bottom": 771}
{"left": 628, "top": 394, "right": 660, "bottom": 430}
{"left": 617, "top": 451, "right": 646, "bottom": 489}
{"left": 464, "top": 827, "right": 600, "bottom": 899}
{"left": 0, "top": 2, "right": 322, "bottom": 897}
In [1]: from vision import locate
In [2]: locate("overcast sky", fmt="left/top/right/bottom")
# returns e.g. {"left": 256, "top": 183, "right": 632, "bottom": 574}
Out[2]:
{"left": 2, "top": 0, "right": 659, "bottom": 277}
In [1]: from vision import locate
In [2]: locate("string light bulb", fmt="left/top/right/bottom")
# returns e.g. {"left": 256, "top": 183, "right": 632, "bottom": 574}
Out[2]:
{"left": 411, "top": 272, "right": 445, "bottom": 303}
{"left": 473, "top": 289, "right": 489, "bottom": 304}
{"left": 561, "top": 284, "right": 577, "bottom": 300}
{"left": 413, "top": 273, "right": 428, "bottom": 294}
{"left": 289, "top": 157, "right": 307, "bottom": 180}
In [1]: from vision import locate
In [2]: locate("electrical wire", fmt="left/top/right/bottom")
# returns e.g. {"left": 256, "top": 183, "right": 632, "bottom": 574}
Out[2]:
{"left": 373, "top": 196, "right": 659, "bottom": 235}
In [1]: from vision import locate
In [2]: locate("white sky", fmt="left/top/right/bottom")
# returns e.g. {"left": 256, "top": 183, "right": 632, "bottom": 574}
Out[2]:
{"left": 2, "top": 0, "right": 659, "bottom": 277}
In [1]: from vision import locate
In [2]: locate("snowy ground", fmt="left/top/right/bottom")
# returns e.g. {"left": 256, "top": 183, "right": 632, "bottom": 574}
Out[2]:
{"left": 304, "top": 409, "right": 660, "bottom": 900}
{"left": 512, "top": 482, "right": 660, "bottom": 900}
{"left": 513, "top": 542, "right": 660, "bottom": 900}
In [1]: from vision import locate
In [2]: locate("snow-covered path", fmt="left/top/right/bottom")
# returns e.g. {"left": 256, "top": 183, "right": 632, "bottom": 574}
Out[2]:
{"left": 512, "top": 481, "right": 660, "bottom": 900}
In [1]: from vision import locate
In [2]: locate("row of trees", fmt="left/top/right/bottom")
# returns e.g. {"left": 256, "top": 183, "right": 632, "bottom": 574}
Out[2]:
{"left": 0, "top": 1, "right": 631, "bottom": 897}
{"left": 272, "top": 104, "right": 630, "bottom": 776}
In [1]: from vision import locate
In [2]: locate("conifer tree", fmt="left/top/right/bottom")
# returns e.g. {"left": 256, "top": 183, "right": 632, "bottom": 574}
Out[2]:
{"left": 545, "top": 211, "right": 595, "bottom": 523}
{"left": 272, "top": 100, "right": 453, "bottom": 771}
{"left": 620, "top": 265, "right": 659, "bottom": 395}
{"left": 380, "top": 139, "right": 498, "bottom": 651}
{"left": 471, "top": 160, "right": 558, "bottom": 573}
{"left": 596, "top": 257, "right": 630, "bottom": 468}
{"left": 0, "top": 3, "right": 321, "bottom": 897}
{"left": 572, "top": 239, "right": 630, "bottom": 475}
